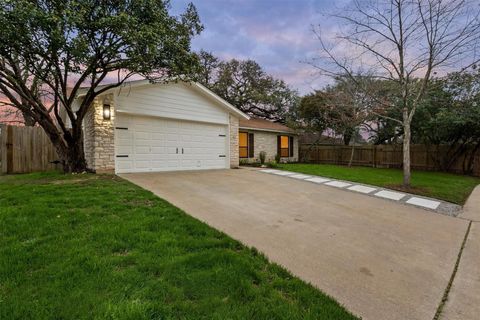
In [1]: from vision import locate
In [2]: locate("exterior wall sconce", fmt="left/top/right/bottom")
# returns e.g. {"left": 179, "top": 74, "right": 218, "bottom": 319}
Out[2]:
{"left": 103, "top": 103, "right": 111, "bottom": 120}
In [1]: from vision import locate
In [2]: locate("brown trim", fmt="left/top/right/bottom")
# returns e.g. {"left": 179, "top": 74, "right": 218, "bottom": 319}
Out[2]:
{"left": 289, "top": 136, "right": 294, "bottom": 157}
{"left": 238, "top": 126, "right": 296, "bottom": 134}
{"left": 248, "top": 133, "right": 254, "bottom": 158}
{"left": 277, "top": 135, "right": 281, "bottom": 158}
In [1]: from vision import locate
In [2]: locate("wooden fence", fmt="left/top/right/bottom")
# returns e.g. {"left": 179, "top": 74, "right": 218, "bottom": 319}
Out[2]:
{"left": 300, "top": 144, "right": 480, "bottom": 177}
{"left": 0, "top": 124, "right": 61, "bottom": 174}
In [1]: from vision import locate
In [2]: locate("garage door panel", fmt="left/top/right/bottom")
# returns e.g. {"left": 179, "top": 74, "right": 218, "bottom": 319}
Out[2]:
{"left": 115, "top": 114, "right": 227, "bottom": 173}
{"left": 117, "top": 146, "right": 133, "bottom": 154}
{"left": 116, "top": 160, "right": 133, "bottom": 170}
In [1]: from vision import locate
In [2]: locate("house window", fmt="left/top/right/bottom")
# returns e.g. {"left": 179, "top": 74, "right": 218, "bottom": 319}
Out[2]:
{"left": 278, "top": 135, "right": 294, "bottom": 158}
{"left": 239, "top": 132, "right": 254, "bottom": 158}
{"left": 239, "top": 132, "right": 248, "bottom": 158}
{"left": 280, "top": 135, "right": 289, "bottom": 157}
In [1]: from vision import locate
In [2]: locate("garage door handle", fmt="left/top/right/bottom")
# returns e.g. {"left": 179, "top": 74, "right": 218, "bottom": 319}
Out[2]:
{"left": 176, "top": 148, "right": 178, "bottom": 154}
{"left": 182, "top": 148, "right": 184, "bottom": 154}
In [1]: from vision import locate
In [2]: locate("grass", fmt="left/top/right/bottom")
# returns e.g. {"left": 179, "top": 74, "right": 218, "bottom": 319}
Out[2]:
{"left": 276, "top": 163, "right": 480, "bottom": 205}
{"left": 0, "top": 172, "right": 357, "bottom": 320}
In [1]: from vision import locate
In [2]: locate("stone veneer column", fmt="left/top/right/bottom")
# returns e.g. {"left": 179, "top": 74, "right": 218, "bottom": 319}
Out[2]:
{"left": 229, "top": 114, "right": 239, "bottom": 168}
{"left": 83, "top": 94, "right": 115, "bottom": 173}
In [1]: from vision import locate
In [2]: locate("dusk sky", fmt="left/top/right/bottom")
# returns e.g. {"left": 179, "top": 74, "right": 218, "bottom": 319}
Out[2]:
{"left": 171, "top": 0, "right": 347, "bottom": 94}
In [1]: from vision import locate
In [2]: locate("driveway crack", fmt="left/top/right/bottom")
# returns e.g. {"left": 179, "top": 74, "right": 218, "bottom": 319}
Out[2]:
{"left": 433, "top": 220, "right": 472, "bottom": 320}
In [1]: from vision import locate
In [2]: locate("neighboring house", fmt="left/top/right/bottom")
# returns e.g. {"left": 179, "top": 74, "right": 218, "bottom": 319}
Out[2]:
{"left": 73, "top": 79, "right": 297, "bottom": 174}
{"left": 238, "top": 117, "right": 298, "bottom": 163}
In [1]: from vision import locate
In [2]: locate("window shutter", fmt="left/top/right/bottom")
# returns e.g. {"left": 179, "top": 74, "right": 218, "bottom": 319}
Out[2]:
{"left": 277, "top": 136, "right": 281, "bottom": 157}
{"left": 289, "top": 136, "right": 294, "bottom": 157}
{"left": 248, "top": 133, "right": 254, "bottom": 158}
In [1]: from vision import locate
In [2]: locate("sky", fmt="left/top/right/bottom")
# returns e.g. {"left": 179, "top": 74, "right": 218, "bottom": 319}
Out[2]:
{"left": 170, "top": 0, "right": 347, "bottom": 94}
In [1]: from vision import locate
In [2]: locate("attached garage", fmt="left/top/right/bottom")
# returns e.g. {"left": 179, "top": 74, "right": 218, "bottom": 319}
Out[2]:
{"left": 79, "top": 80, "right": 248, "bottom": 174}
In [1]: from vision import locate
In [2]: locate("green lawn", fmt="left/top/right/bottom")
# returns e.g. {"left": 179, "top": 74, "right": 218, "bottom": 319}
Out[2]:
{"left": 0, "top": 172, "right": 357, "bottom": 320}
{"left": 276, "top": 163, "right": 480, "bottom": 205}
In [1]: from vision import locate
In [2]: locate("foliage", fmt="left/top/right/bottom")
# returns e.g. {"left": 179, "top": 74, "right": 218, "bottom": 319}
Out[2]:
{"left": 259, "top": 151, "right": 267, "bottom": 164}
{"left": 0, "top": 172, "right": 357, "bottom": 320}
{"left": 276, "top": 164, "right": 480, "bottom": 205}
{"left": 366, "top": 69, "right": 480, "bottom": 174}
{"left": 267, "top": 161, "right": 278, "bottom": 168}
{"left": 295, "top": 76, "right": 373, "bottom": 145}
{"left": 275, "top": 154, "right": 281, "bottom": 163}
{"left": 0, "top": 0, "right": 202, "bottom": 172}
{"left": 197, "top": 50, "right": 299, "bottom": 122}
{"left": 414, "top": 70, "right": 480, "bottom": 173}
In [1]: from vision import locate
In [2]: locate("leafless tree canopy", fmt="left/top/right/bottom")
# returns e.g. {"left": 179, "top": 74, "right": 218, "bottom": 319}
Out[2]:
{"left": 315, "top": 0, "right": 480, "bottom": 84}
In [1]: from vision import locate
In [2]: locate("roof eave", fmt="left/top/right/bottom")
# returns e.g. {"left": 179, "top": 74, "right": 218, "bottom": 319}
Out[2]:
{"left": 238, "top": 126, "right": 297, "bottom": 135}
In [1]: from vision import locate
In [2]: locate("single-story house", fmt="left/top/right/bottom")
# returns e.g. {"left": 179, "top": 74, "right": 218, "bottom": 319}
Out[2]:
{"left": 74, "top": 80, "right": 298, "bottom": 174}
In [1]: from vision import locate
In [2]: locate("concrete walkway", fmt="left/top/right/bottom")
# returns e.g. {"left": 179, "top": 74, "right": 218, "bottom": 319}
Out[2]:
{"left": 121, "top": 169, "right": 470, "bottom": 320}
{"left": 439, "top": 186, "right": 480, "bottom": 320}
{"left": 258, "top": 168, "right": 461, "bottom": 215}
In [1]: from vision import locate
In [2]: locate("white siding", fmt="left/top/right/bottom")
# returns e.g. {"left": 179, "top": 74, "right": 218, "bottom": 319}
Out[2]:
{"left": 116, "top": 82, "right": 229, "bottom": 124}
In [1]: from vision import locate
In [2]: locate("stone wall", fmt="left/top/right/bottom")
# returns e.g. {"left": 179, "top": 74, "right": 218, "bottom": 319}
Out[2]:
{"left": 240, "top": 130, "right": 298, "bottom": 163}
{"left": 83, "top": 94, "right": 115, "bottom": 173}
{"left": 229, "top": 114, "right": 239, "bottom": 168}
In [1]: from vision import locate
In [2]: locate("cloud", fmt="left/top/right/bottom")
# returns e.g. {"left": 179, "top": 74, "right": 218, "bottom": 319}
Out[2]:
{"left": 171, "top": 0, "right": 339, "bottom": 94}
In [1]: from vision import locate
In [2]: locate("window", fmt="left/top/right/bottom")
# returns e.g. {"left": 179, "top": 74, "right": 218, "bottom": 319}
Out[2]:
{"left": 239, "top": 132, "right": 248, "bottom": 158}
{"left": 278, "top": 135, "right": 294, "bottom": 158}
{"left": 239, "top": 132, "right": 254, "bottom": 158}
{"left": 280, "top": 135, "right": 289, "bottom": 157}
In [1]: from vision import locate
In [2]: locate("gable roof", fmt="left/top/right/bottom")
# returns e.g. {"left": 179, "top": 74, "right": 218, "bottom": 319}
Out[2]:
{"left": 76, "top": 79, "right": 249, "bottom": 120}
{"left": 239, "top": 117, "right": 295, "bottom": 134}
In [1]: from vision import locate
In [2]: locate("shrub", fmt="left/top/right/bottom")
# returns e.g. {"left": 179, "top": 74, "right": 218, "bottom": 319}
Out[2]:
{"left": 267, "top": 161, "right": 278, "bottom": 168}
{"left": 275, "top": 154, "right": 281, "bottom": 163}
{"left": 259, "top": 151, "right": 266, "bottom": 164}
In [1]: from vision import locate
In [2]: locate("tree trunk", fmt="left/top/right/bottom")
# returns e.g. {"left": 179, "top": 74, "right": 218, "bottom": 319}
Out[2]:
{"left": 348, "top": 127, "right": 359, "bottom": 167}
{"left": 21, "top": 110, "right": 36, "bottom": 126}
{"left": 348, "top": 143, "right": 355, "bottom": 167}
{"left": 52, "top": 135, "right": 88, "bottom": 173}
{"left": 402, "top": 120, "right": 411, "bottom": 187}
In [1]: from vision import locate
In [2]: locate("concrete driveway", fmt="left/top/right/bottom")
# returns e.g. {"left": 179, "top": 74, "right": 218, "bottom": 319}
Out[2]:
{"left": 121, "top": 168, "right": 469, "bottom": 320}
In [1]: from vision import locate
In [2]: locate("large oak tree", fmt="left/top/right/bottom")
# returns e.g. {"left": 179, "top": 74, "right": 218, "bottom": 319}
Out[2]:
{"left": 0, "top": 0, "right": 202, "bottom": 172}
{"left": 197, "top": 50, "right": 298, "bottom": 122}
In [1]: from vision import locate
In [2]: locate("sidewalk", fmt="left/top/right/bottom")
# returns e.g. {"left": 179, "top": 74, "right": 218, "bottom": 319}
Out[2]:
{"left": 440, "top": 185, "right": 480, "bottom": 320}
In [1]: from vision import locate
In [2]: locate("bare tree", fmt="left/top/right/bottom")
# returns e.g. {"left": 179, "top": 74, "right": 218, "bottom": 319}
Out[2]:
{"left": 312, "top": 0, "right": 480, "bottom": 186}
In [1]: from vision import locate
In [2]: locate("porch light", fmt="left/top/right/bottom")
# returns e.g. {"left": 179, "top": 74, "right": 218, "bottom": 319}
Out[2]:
{"left": 103, "top": 104, "right": 111, "bottom": 120}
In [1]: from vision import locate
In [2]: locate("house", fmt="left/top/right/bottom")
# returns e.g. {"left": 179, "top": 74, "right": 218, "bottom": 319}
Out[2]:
{"left": 238, "top": 117, "right": 298, "bottom": 163}
{"left": 74, "top": 80, "right": 298, "bottom": 173}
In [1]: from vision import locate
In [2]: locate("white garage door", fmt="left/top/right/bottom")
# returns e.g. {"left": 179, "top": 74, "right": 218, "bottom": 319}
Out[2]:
{"left": 115, "top": 114, "right": 228, "bottom": 173}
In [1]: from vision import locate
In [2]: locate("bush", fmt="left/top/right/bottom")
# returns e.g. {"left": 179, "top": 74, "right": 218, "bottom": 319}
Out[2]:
{"left": 259, "top": 151, "right": 266, "bottom": 164}
{"left": 267, "top": 161, "right": 278, "bottom": 168}
{"left": 275, "top": 154, "right": 281, "bottom": 163}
